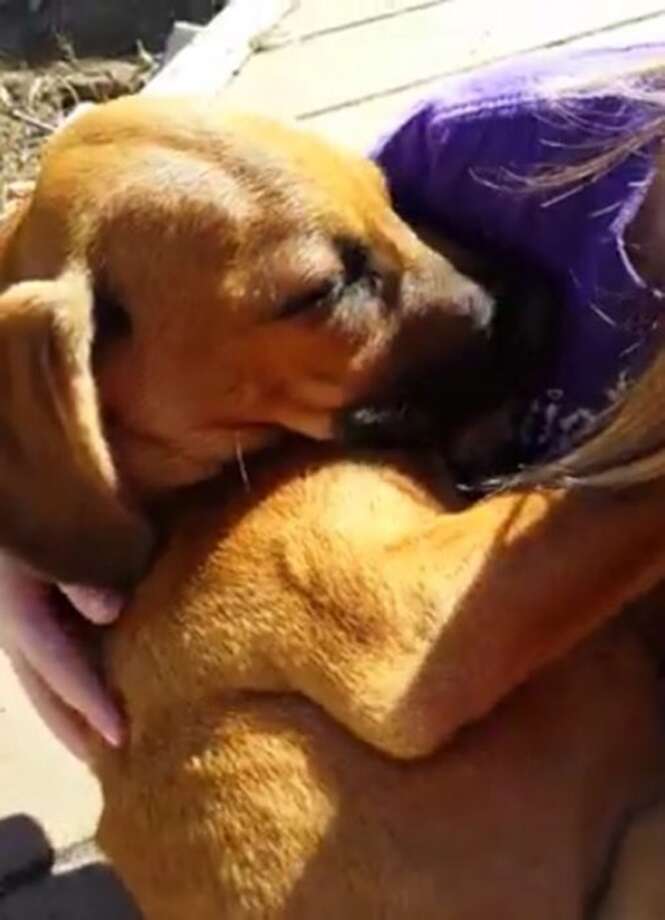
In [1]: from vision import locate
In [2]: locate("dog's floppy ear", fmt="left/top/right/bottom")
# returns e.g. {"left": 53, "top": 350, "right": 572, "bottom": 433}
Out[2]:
{"left": 0, "top": 271, "right": 152, "bottom": 587}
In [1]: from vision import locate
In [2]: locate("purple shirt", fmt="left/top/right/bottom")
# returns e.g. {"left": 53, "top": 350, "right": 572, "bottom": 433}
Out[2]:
{"left": 372, "top": 44, "right": 665, "bottom": 462}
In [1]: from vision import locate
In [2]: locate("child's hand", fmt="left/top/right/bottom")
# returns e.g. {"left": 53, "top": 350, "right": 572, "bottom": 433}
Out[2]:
{"left": 0, "top": 552, "right": 124, "bottom": 760}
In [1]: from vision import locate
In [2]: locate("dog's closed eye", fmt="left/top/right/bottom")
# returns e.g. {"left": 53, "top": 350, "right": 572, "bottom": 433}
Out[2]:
{"left": 278, "top": 239, "right": 382, "bottom": 321}
{"left": 278, "top": 276, "right": 345, "bottom": 319}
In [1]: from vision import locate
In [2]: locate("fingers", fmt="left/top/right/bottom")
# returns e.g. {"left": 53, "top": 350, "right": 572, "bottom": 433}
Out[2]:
{"left": 11, "top": 598, "right": 124, "bottom": 747}
{"left": 58, "top": 584, "right": 123, "bottom": 625}
{"left": 10, "top": 655, "right": 92, "bottom": 762}
{"left": 0, "top": 557, "right": 124, "bottom": 747}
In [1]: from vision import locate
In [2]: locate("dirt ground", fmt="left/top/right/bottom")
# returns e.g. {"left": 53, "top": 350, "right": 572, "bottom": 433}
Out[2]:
{"left": 0, "top": 52, "right": 157, "bottom": 213}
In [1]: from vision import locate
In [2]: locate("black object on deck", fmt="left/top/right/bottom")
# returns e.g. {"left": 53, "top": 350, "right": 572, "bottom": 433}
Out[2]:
{"left": 0, "top": 0, "right": 223, "bottom": 60}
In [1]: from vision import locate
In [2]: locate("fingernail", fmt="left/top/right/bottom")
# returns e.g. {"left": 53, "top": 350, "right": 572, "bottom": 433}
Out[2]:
{"left": 101, "top": 722, "right": 124, "bottom": 747}
{"left": 87, "top": 590, "right": 124, "bottom": 624}
{"left": 59, "top": 585, "right": 124, "bottom": 624}
{"left": 102, "top": 727, "right": 124, "bottom": 747}
{"left": 96, "top": 706, "right": 125, "bottom": 748}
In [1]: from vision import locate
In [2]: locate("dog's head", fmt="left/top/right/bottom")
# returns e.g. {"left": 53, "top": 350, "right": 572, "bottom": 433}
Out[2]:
{"left": 0, "top": 95, "right": 500, "bottom": 583}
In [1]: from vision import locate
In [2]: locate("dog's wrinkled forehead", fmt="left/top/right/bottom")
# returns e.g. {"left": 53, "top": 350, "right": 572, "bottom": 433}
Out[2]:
{"left": 39, "top": 98, "right": 386, "bottom": 246}
{"left": 10, "top": 97, "right": 401, "bottom": 314}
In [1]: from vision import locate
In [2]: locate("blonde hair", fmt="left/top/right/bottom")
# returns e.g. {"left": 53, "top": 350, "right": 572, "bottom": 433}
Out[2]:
{"left": 514, "top": 61, "right": 665, "bottom": 192}
{"left": 502, "top": 61, "right": 665, "bottom": 491}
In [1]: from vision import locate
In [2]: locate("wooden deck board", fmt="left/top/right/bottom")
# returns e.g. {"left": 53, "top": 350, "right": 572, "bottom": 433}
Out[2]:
{"left": 304, "top": 11, "right": 665, "bottom": 151}
{"left": 270, "top": 0, "right": 443, "bottom": 45}
{"left": 224, "top": 0, "right": 665, "bottom": 123}
{"left": 147, "top": 0, "right": 292, "bottom": 96}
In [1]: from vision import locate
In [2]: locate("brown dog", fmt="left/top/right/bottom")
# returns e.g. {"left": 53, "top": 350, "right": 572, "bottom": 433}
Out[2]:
{"left": 3, "top": 96, "right": 665, "bottom": 918}
{"left": 0, "top": 95, "right": 507, "bottom": 589}
{"left": 89, "top": 446, "right": 665, "bottom": 920}
{"left": 87, "top": 104, "right": 665, "bottom": 917}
